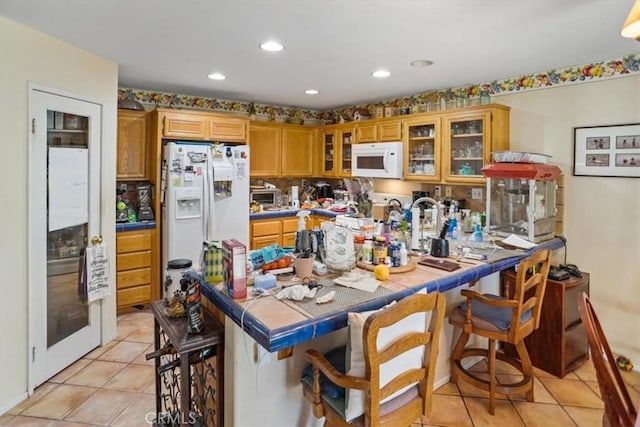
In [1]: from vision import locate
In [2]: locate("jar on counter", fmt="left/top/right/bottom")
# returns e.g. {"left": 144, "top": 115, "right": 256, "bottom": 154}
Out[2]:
{"left": 373, "top": 236, "right": 387, "bottom": 265}
{"left": 361, "top": 239, "right": 373, "bottom": 265}
{"left": 354, "top": 234, "right": 365, "bottom": 261}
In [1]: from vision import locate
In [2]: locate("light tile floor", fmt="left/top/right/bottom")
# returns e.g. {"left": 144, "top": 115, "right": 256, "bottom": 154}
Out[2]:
{"left": 2, "top": 309, "right": 639, "bottom": 426}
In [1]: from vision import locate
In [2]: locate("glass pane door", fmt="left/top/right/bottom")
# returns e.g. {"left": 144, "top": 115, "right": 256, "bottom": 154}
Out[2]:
{"left": 407, "top": 123, "right": 437, "bottom": 177}
{"left": 46, "top": 111, "right": 90, "bottom": 347}
{"left": 29, "top": 87, "right": 101, "bottom": 388}
{"left": 448, "top": 118, "right": 484, "bottom": 177}
{"left": 322, "top": 130, "right": 336, "bottom": 176}
{"left": 339, "top": 129, "right": 353, "bottom": 176}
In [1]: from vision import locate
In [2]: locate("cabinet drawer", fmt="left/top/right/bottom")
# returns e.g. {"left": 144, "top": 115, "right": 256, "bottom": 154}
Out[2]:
{"left": 117, "top": 267, "right": 151, "bottom": 289}
{"left": 252, "top": 220, "right": 281, "bottom": 237}
{"left": 117, "top": 251, "right": 151, "bottom": 271}
{"left": 251, "top": 235, "right": 281, "bottom": 250}
{"left": 116, "top": 232, "right": 151, "bottom": 253}
{"left": 117, "top": 285, "right": 151, "bottom": 308}
{"left": 282, "top": 218, "right": 299, "bottom": 234}
{"left": 282, "top": 232, "right": 297, "bottom": 247}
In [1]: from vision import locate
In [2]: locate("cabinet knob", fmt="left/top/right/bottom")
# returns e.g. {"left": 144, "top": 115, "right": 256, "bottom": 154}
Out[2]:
{"left": 91, "top": 235, "right": 103, "bottom": 246}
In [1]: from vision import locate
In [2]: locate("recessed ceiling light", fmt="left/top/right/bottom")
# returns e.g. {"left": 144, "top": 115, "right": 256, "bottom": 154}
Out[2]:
{"left": 260, "top": 41, "right": 284, "bottom": 52}
{"left": 410, "top": 59, "right": 434, "bottom": 67}
{"left": 305, "top": 89, "right": 319, "bottom": 95}
{"left": 207, "top": 73, "right": 226, "bottom": 80}
{"left": 372, "top": 69, "right": 391, "bottom": 78}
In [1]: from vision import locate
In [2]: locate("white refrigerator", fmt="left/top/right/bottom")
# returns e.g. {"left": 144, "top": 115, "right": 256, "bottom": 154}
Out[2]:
{"left": 162, "top": 142, "right": 249, "bottom": 288}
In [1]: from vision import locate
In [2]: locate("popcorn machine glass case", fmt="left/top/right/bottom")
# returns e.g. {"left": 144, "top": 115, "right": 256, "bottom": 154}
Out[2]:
{"left": 483, "top": 163, "right": 561, "bottom": 243}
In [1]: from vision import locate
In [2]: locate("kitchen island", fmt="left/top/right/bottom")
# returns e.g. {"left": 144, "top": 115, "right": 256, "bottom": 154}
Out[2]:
{"left": 202, "top": 237, "right": 564, "bottom": 427}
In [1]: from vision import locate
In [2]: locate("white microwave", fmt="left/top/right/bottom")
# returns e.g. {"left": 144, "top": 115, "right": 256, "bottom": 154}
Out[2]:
{"left": 351, "top": 141, "right": 404, "bottom": 179}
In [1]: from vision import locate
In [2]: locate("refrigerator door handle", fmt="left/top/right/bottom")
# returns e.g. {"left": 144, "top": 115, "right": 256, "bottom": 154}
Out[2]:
{"left": 204, "top": 146, "right": 216, "bottom": 241}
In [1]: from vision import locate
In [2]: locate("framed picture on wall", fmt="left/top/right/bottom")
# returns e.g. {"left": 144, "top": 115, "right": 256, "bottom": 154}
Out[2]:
{"left": 573, "top": 123, "right": 640, "bottom": 177}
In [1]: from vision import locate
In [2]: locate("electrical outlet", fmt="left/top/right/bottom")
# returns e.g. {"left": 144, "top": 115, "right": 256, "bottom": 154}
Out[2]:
{"left": 471, "top": 188, "right": 483, "bottom": 200}
{"left": 434, "top": 186, "right": 441, "bottom": 198}
{"left": 445, "top": 186, "right": 453, "bottom": 197}
{"left": 301, "top": 179, "right": 307, "bottom": 187}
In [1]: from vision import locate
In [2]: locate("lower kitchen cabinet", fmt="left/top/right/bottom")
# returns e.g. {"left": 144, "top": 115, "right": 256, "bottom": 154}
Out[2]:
{"left": 501, "top": 269, "right": 590, "bottom": 378}
{"left": 250, "top": 216, "right": 302, "bottom": 249}
{"left": 116, "top": 228, "right": 158, "bottom": 312}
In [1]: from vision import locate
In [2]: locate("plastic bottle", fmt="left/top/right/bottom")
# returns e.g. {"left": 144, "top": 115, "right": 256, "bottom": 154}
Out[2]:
{"left": 296, "top": 210, "right": 311, "bottom": 231}
{"left": 399, "top": 242, "right": 408, "bottom": 266}
{"left": 362, "top": 239, "right": 373, "bottom": 265}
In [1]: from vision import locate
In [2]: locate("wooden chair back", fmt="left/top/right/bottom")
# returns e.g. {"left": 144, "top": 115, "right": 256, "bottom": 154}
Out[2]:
{"left": 303, "top": 291, "right": 446, "bottom": 427}
{"left": 509, "top": 248, "right": 551, "bottom": 342}
{"left": 578, "top": 293, "right": 637, "bottom": 427}
{"left": 362, "top": 292, "right": 446, "bottom": 426}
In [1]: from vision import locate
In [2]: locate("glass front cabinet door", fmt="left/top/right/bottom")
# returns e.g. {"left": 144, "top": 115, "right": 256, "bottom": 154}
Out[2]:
{"left": 442, "top": 110, "right": 491, "bottom": 184}
{"left": 338, "top": 126, "right": 355, "bottom": 177}
{"left": 404, "top": 117, "right": 441, "bottom": 181}
{"left": 320, "top": 127, "right": 337, "bottom": 177}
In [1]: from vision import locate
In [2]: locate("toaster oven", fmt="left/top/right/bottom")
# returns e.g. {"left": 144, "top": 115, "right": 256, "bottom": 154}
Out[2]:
{"left": 250, "top": 188, "right": 282, "bottom": 208}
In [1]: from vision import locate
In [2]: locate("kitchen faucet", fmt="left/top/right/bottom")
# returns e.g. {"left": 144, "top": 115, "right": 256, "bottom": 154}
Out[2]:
{"left": 411, "top": 197, "right": 442, "bottom": 253}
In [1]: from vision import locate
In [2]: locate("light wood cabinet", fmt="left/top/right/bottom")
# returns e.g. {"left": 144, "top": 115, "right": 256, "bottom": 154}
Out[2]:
{"left": 281, "top": 218, "right": 298, "bottom": 247}
{"left": 250, "top": 216, "right": 301, "bottom": 249}
{"left": 250, "top": 124, "right": 282, "bottom": 176}
{"left": 318, "top": 127, "right": 338, "bottom": 177}
{"left": 117, "top": 110, "right": 149, "bottom": 180}
{"left": 250, "top": 218, "right": 283, "bottom": 250}
{"left": 403, "top": 117, "right": 441, "bottom": 182}
{"left": 249, "top": 122, "right": 314, "bottom": 177}
{"left": 337, "top": 125, "right": 355, "bottom": 177}
{"left": 356, "top": 120, "right": 402, "bottom": 143}
{"left": 441, "top": 105, "right": 510, "bottom": 184}
{"left": 282, "top": 127, "right": 314, "bottom": 176}
{"left": 116, "top": 228, "right": 158, "bottom": 312}
{"left": 311, "top": 215, "right": 333, "bottom": 229}
{"left": 158, "top": 109, "right": 248, "bottom": 142}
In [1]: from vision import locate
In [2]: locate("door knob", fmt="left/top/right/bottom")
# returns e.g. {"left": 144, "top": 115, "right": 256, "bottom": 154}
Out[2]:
{"left": 91, "top": 235, "right": 103, "bottom": 245}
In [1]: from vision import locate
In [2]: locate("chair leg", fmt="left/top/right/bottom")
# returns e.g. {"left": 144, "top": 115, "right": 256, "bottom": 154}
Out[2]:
{"left": 488, "top": 338, "right": 496, "bottom": 415}
{"left": 515, "top": 340, "right": 534, "bottom": 402}
{"left": 451, "top": 330, "right": 470, "bottom": 383}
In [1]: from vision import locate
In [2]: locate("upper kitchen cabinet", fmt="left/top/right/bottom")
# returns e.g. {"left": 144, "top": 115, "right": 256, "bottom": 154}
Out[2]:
{"left": 250, "top": 123, "right": 281, "bottom": 176}
{"left": 157, "top": 108, "right": 248, "bottom": 142}
{"left": 117, "top": 109, "right": 149, "bottom": 180}
{"left": 281, "top": 126, "right": 314, "bottom": 176}
{"left": 355, "top": 119, "right": 403, "bottom": 143}
{"left": 337, "top": 125, "right": 355, "bottom": 177}
{"left": 403, "top": 116, "right": 441, "bottom": 182}
{"left": 249, "top": 122, "right": 314, "bottom": 177}
{"left": 441, "top": 105, "right": 510, "bottom": 184}
{"left": 319, "top": 126, "right": 338, "bottom": 177}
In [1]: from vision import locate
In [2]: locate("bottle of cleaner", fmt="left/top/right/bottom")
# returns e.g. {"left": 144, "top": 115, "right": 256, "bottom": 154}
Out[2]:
{"left": 399, "top": 242, "right": 408, "bottom": 266}
{"left": 296, "top": 210, "right": 311, "bottom": 231}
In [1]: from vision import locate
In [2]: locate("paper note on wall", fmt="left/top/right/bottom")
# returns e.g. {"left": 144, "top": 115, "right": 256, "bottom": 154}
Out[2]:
{"left": 48, "top": 147, "right": 88, "bottom": 231}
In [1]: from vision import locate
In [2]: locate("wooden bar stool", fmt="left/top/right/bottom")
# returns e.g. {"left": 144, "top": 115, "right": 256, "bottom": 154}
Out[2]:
{"left": 448, "top": 249, "right": 551, "bottom": 414}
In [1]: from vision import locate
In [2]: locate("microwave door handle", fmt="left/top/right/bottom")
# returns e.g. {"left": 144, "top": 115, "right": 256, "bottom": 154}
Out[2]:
{"left": 383, "top": 150, "right": 390, "bottom": 172}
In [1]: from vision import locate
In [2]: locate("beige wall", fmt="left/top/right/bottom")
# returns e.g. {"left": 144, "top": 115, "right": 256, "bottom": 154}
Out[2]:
{"left": 499, "top": 77, "right": 640, "bottom": 363}
{"left": 0, "top": 17, "right": 118, "bottom": 411}
{"left": 379, "top": 75, "right": 640, "bottom": 363}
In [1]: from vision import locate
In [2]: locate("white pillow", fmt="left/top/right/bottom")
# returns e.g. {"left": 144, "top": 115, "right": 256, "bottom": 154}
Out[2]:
{"left": 344, "top": 288, "right": 428, "bottom": 422}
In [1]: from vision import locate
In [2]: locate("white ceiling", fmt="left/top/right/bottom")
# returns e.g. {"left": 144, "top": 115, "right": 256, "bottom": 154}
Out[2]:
{"left": 2, "top": 0, "right": 638, "bottom": 110}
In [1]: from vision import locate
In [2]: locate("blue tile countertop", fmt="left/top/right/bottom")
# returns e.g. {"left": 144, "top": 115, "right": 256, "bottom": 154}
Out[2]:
{"left": 249, "top": 208, "right": 340, "bottom": 220}
{"left": 116, "top": 221, "right": 157, "bottom": 232}
{"left": 201, "top": 237, "right": 565, "bottom": 352}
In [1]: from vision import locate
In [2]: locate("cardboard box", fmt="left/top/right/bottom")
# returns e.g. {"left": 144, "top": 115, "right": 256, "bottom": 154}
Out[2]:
{"left": 223, "top": 239, "right": 247, "bottom": 299}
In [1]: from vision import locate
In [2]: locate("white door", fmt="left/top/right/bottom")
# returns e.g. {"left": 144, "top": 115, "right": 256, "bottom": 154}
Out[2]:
{"left": 28, "top": 87, "right": 102, "bottom": 387}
